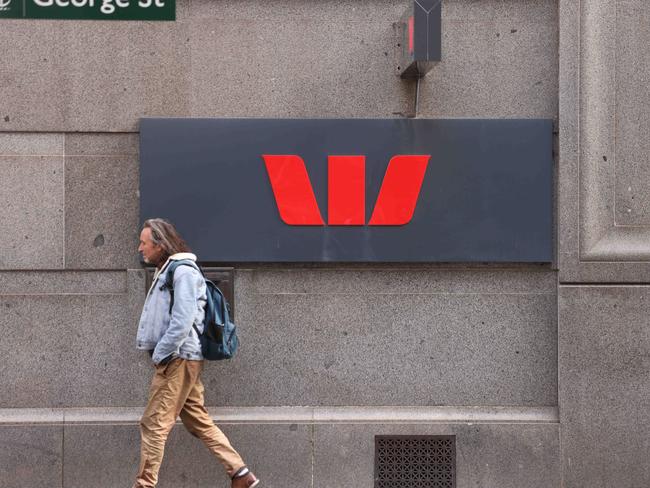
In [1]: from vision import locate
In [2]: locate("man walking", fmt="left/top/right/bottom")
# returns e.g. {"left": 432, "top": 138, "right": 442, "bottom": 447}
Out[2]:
{"left": 133, "top": 218, "right": 259, "bottom": 488}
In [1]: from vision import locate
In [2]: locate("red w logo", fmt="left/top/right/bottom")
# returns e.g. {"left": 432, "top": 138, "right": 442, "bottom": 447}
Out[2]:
{"left": 262, "top": 155, "right": 430, "bottom": 226}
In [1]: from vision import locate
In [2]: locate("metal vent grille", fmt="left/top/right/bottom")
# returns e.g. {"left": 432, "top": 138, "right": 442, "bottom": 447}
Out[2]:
{"left": 375, "top": 435, "right": 456, "bottom": 488}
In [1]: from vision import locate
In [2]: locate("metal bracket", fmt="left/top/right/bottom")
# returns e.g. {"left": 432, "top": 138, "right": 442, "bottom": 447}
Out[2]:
{"left": 144, "top": 266, "right": 236, "bottom": 318}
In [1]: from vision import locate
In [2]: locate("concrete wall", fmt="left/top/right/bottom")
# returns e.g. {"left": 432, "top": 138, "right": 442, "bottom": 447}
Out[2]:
{"left": 558, "top": 1, "right": 650, "bottom": 486}
{"left": 5, "top": 0, "right": 646, "bottom": 487}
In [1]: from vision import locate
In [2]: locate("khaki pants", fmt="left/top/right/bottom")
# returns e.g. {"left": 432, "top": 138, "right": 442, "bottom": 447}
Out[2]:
{"left": 133, "top": 358, "right": 246, "bottom": 488}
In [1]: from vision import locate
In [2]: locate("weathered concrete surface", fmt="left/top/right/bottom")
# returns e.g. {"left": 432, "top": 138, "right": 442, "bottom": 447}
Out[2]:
{"left": 63, "top": 422, "right": 311, "bottom": 488}
{"left": 0, "top": 1, "right": 567, "bottom": 488}
{"left": 0, "top": 20, "right": 190, "bottom": 132}
{"left": 420, "top": 0, "right": 558, "bottom": 118}
{"left": 0, "top": 425, "right": 63, "bottom": 488}
{"left": 0, "top": 133, "right": 65, "bottom": 270}
{"left": 559, "top": 285, "right": 650, "bottom": 488}
{"left": 614, "top": 0, "right": 650, "bottom": 226}
{"left": 314, "top": 422, "right": 559, "bottom": 488}
{"left": 559, "top": 0, "right": 650, "bottom": 281}
{"left": 0, "top": 276, "right": 149, "bottom": 408}
{"left": 0, "top": 0, "right": 558, "bottom": 131}
{"left": 1, "top": 407, "right": 557, "bottom": 488}
{"left": 0, "top": 268, "right": 556, "bottom": 409}
{"left": 199, "top": 268, "right": 558, "bottom": 407}
{"left": 64, "top": 154, "right": 140, "bottom": 269}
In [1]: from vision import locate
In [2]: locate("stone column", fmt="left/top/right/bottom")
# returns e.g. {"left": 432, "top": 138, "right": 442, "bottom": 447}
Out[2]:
{"left": 559, "top": 0, "right": 650, "bottom": 486}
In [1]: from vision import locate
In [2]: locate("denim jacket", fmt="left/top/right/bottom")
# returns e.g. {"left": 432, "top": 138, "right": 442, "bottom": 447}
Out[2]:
{"left": 136, "top": 253, "right": 206, "bottom": 364}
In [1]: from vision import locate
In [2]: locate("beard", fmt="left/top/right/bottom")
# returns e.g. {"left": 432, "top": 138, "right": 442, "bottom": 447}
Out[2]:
{"left": 141, "top": 250, "right": 163, "bottom": 267}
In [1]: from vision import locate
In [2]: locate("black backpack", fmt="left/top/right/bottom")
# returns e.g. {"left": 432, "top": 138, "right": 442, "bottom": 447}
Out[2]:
{"left": 162, "top": 260, "right": 239, "bottom": 360}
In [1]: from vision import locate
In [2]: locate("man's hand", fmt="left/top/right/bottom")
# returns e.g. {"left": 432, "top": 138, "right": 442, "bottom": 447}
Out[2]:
{"left": 157, "top": 353, "right": 175, "bottom": 366}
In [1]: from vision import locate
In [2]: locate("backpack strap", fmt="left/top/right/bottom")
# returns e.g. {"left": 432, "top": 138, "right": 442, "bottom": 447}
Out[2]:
{"left": 160, "top": 259, "right": 206, "bottom": 338}
{"left": 160, "top": 260, "right": 201, "bottom": 315}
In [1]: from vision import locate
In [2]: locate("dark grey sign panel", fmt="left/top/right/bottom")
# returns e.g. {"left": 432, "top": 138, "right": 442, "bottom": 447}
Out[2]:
{"left": 140, "top": 118, "right": 553, "bottom": 263}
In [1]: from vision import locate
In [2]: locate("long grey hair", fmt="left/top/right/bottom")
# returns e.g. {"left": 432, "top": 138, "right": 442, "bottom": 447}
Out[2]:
{"left": 142, "top": 218, "right": 191, "bottom": 262}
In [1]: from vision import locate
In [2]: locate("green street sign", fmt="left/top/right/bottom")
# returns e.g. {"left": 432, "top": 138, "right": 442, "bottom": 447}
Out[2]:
{"left": 0, "top": 0, "right": 175, "bottom": 20}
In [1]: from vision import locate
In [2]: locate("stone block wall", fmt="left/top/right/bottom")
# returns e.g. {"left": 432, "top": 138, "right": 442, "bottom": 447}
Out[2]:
{"left": 557, "top": 1, "right": 650, "bottom": 486}
{"left": 4, "top": 1, "right": 646, "bottom": 487}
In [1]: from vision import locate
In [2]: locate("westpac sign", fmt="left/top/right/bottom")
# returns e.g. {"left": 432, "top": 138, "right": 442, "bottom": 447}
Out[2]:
{"left": 140, "top": 118, "right": 553, "bottom": 263}
{"left": 262, "top": 154, "right": 430, "bottom": 226}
